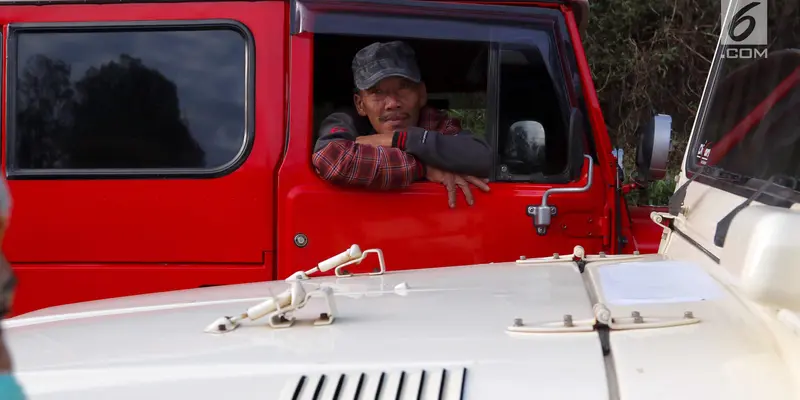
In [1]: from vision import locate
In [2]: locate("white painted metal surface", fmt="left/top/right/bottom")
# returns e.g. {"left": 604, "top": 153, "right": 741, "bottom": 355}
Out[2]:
{"left": 4, "top": 262, "right": 612, "bottom": 399}
{"left": 587, "top": 256, "right": 797, "bottom": 400}
{"left": 4, "top": 5, "right": 800, "bottom": 398}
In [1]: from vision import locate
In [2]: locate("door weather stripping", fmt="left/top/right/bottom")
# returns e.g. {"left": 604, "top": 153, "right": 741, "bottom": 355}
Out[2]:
{"left": 526, "top": 154, "right": 595, "bottom": 236}
{"left": 204, "top": 244, "right": 387, "bottom": 334}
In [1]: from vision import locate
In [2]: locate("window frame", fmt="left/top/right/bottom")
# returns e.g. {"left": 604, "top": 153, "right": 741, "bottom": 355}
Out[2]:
{"left": 492, "top": 29, "right": 578, "bottom": 183}
{"left": 294, "top": 0, "right": 589, "bottom": 184}
{"left": 4, "top": 19, "right": 256, "bottom": 180}
{"left": 683, "top": 41, "right": 800, "bottom": 208}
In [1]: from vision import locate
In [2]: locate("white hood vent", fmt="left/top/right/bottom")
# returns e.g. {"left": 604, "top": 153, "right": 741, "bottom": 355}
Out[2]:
{"left": 280, "top": 367, "right": 467, "bottom": 400}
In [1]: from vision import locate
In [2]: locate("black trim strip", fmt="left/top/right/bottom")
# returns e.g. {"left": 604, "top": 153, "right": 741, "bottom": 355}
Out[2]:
{"left": 291, "top": 375, "right": 306, "bottom": 400}
{"left": 396, "top": 371, "right": 406, "bottom": 399}
{"left": 486, "top": 42, "right": 500, "bottom": 182}
{"left": 312, "top": 374, "right": 325, "bottom": 398}
{"left": 374, "top": 371, "right": 386, "bottom": 396}
{"left": 673, "top": 226, "right": 720, "bottom": 264}
{"left": 291, "top": 0, "right": 565, "bottom": 36}
{"left": 416, "top": 370, "right": 426, "bottom": 399}
{"left": 459, "top": 367, "right": 467, "bottom": 400}
{"left": 576, "top": 264, "right": 619, "bottom": 400}
{"left": 439, "top": 368, "right": 448, "bottom": 398}
{"left": 353, "top": 373, "right": 365, "bottom": 398}
{"left": 5, "top": 19, "right": 256, "bottom": 180}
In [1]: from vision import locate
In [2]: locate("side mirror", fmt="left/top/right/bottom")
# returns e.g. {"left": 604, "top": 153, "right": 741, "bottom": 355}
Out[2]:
{"left": 721, "top": 205, "right": 800, "bottom": 311}
{"left": 503, "top": 120, "right": 547, "bottom": 174}
{"left": 635, "top": 114, "right": 672, "bottom": 182}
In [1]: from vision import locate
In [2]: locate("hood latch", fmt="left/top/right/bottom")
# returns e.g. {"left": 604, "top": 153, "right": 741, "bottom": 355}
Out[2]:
{"left": 204, "top": 244, "right": 386, "bottom": 334}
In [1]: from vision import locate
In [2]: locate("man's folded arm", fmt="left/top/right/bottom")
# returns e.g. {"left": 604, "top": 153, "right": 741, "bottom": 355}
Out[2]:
{"left": 312, "top": 112, "right": 426, "bottom": 190}
{"left": 392, "top": 126, "right": 493, "bottom": 178}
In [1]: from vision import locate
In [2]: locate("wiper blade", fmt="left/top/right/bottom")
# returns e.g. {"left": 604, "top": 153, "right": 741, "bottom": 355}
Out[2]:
{"left": 668, "top": 165, "right": 747, "bottom": 216}
{"left": 707, "top": 168, "right": 750, "bottom": 184}
{"left": 714, "top": 173, "right": 797, "bottom": 247}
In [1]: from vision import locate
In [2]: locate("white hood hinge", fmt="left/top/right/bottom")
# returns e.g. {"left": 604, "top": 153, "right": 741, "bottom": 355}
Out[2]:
{"left": 506, "top": 303, "right": 699, "bottom": 334}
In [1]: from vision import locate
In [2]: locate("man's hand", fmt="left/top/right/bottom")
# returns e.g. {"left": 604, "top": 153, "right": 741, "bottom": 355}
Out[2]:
{"left": 355, "top": 133, "right": 394, "bottom": 147}
{"left": 425, "top": 166, "right": 490, "bottom": 208}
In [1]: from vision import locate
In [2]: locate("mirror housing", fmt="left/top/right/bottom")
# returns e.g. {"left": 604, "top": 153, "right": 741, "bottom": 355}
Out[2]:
{"left": 635, "top": 114, "right": 672, "bottom": 182}
{"left": 503, "top": 120, "right": 547, "bottom": 174}
{"left": 721, "top": 205, "right": 800, "bottom": 311}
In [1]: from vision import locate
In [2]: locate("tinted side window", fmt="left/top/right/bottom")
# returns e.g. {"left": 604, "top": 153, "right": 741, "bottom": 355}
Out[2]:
{"left": 8, "top": 25, "right": 249, "bottom": 174}
{"left": 497, "top": 44, "right": 570, "bottom": 180}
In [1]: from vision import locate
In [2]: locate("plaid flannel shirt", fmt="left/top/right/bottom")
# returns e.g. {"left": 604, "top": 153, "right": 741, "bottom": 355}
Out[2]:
{"left": 312, "top": 106, "right": 464, "bottom": 190}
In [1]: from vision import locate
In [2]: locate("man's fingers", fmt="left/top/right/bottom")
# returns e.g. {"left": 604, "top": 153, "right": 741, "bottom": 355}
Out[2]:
{"left": 455, "top": 176, "right": 475, "bottom": 206}
{"left": 464, "top": 175, "right": 491, "bottom": 192}
{"left": 444, "top": 178, "right": 457, "bottom": 208}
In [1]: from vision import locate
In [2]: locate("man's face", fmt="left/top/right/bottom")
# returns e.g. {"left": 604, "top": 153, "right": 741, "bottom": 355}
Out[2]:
{"left": 354, "top": 76, "right": 427, "bottom": 136}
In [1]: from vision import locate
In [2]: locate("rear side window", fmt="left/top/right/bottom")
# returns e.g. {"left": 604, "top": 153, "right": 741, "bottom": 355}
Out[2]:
{"left": 6, "top": 22, "right": 252, "bottom": 177}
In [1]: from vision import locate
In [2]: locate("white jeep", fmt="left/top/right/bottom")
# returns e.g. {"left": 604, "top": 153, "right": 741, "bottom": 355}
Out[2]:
{"left": 4, "top": 7, "right": 800, "bottom": 400}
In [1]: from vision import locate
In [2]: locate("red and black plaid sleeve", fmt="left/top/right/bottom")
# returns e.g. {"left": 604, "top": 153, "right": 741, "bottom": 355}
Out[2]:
{"left": 312, "top": 138, "right": 426, "bottom": 190}
{"left": 312, "top": 107, "right": 470, "bottom": 188}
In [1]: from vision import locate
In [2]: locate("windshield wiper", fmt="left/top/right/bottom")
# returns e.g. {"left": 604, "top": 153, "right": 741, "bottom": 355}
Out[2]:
{"left": 714, "top": 173, "right": 798, "bottom": 247}
{"left": 708, "top": 168, "right": 750, "bottom": 184}
{"left": 668, "top": 165, "right": 750, "bottom": 216}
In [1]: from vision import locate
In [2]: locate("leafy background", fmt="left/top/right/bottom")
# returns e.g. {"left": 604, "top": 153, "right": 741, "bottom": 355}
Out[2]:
{"left": 584, "top": 0, "right": 722, "bottom": 205}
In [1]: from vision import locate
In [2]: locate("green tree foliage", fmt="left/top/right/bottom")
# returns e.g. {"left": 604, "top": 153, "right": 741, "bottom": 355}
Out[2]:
{"left": 584, "top": 0, "right": 721, "bottom": 204}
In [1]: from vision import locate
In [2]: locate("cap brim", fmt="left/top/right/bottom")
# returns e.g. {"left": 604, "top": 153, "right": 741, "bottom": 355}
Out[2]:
{"left": 356, "top": 69, "right": 421, "bottom": 90}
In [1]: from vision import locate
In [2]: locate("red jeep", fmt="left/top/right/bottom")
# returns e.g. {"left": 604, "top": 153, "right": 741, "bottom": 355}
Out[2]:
{"left": 0, "top": 0, "right": 672, "bottom": 316}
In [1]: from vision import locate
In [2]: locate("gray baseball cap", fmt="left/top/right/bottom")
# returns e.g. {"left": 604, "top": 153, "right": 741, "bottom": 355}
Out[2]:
{"left": 351, "top": 41, "right": 422, "bottom": 91}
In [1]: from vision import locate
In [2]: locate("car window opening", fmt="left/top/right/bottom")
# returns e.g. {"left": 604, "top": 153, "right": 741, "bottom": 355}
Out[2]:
{"left": 311, "top": 30, "right": 574, "bottom": 183}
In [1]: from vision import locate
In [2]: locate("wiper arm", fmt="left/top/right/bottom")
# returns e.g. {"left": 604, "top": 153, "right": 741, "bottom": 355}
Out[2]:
{"left": 708, "top": 168, "right": 750, "bottom": 184}
{"left": 714, "top": 174, "right": 798, "bottom": 247}
{"left": 668, "top": 165, "right": 749, "bottom": 216}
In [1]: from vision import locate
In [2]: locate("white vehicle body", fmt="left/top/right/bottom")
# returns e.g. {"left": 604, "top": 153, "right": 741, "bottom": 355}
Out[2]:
{"left": 4, "top": 3, "right": 800, "bottom": 400}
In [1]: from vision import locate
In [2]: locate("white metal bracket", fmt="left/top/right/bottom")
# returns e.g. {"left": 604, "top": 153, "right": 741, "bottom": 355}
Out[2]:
{"left": 516, "top": 245, "right": 644, "bottom": 267}
{"left": 204, "top": 244, "right": 384, "bottom": 334}
{"left": 650, "top": 211, "right": 677, "bottom": 251}
{"left": 268, "top": 285, "right": 337, "bottom": 329}
{"left": 507, "top": 303, "right": 700, "bottom": 334}
{"left": 650, "top": 211, "right": 676, "bottom": 231}
{"left": 335, "top": 248, "right": 386, "bottom": 277}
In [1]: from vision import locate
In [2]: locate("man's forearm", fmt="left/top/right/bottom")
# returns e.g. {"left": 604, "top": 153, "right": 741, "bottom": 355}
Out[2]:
{"left": 313, "top": 111, "right": 428, "bottom": 189}
{"left": 355, "top": 133, "right": 394, "bottom": 147}
{"left": 312, "top": 139, "right": 426, "bottom": 189}
{"left": 392, "top": 127, "right": 492, "bottom": 178}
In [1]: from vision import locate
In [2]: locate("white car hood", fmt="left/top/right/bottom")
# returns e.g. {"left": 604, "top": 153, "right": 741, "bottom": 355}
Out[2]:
{"left": 3, "top": 257, "right": 797, "bottom": 399}
{"left": 3, "top": 261, "right": 609, "bottom": 399}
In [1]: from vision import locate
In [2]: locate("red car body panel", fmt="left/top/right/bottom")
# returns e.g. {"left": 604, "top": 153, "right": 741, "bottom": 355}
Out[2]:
{"left": 0, "top": 0, "right": 664, "bottom": 316}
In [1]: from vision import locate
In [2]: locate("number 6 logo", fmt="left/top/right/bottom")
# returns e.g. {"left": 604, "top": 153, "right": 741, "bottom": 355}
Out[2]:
{"left": 729, "top": 2, "right": 760, "bottom": 42}
{"left": 722, "top": 0, "right": 767, "bottom": 46}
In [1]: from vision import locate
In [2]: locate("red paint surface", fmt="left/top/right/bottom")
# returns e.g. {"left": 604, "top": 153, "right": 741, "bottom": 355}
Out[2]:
{"left": 627, "top": 205, "right": 669, "bottom": 254}
{"left": 1, "top": 2, "right": 285, "bottom": 316}
{"left": 0, "top": 0, "right": 662, "bottom": 317}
